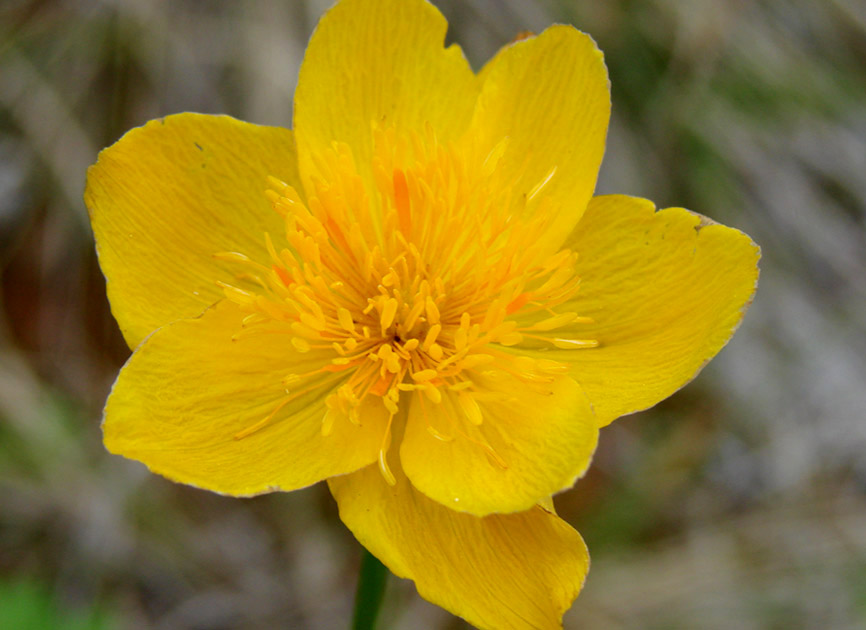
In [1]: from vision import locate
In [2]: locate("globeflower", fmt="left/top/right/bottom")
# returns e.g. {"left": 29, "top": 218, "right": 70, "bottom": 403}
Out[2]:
{"left": 85, "top": 0, "right": 759, "bottom": 628}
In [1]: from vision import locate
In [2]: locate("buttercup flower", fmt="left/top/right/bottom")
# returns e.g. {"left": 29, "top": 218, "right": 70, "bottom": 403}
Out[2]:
{"left": 85, "top": 0, "right": 759, "bottom": 628}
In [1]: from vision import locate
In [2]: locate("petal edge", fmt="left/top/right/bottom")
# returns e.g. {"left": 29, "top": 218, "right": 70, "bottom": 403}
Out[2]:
{"left": 329, "top": 461, "right": 589, "bottom": 630}
{"left": 86, "top": 113, "right": 299, "bottom": 348}
{"left": 104, "top": 300, "right": 387, "bottom": 495}
{"left": 551, "top": 194, "right": 760, "bottom": 425}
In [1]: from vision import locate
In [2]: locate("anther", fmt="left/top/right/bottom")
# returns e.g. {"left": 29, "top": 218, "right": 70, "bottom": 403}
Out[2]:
{"left": 551, "top": 338, "right": 599, "bottom": 349}
{"left": 457, "top": 392, "right": 483, "bottom": 426}
{"left": 526, "top": 166, "right": 557, "bottom": 201}
{"left": 412, "top": 369, "right": 438, "bottom": 382}
{"left": 498, "top": 331, "right": 523, "bottom": 346}
{"left": 530, "top": 312, "right": 579, "bottom": 331}
{"left": 422, "top": 324, "right": 441, "bottom": 351}
{"left": 337, "top": 307, "right": 355, "bottom": 333}
{"left": 380, "top": 297, "right": 399, "bottom": 333}
{"left": 425, "top": 296, "right": 440, "bottom": 325}
{"left": 427, "top": 425, "right": 454, "bottom": 441}
{"left": 291, "top": 337, "right": 311, "bottom": 353}
{"left": 393, "top": 168, "right": 412, "bottom": 237}
{"left": 424, "top": 382, "right": 442, "bottom": 403}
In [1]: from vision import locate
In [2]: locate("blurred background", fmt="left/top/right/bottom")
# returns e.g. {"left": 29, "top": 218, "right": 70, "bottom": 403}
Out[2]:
{"left": 1, "top": 0, "right": 865, "bottom": 628}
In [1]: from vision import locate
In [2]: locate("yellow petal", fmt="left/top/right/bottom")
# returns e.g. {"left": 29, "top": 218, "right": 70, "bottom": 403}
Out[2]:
{"left": 468, "top": 25, "right": 610, "bottom": 252}
{"left": 293, "top": 0, "right": 478, "bottom": 188}
{"left": 103, "top": 300, "right": 388, "bottom": 495}
{"left": 553, "top": 195, "right": 760, "bottom": 426}
{"left": 400, "top": 374, "right": 598, "bottom": 516}
{"left": 85, "top": 113, "right": 299, "bottom": 349}
{"left": 329, "top": 461, "right": 589, "bottom": 630}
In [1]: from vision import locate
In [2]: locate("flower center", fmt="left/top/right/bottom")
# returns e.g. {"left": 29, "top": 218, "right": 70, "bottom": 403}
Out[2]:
{"left": 215, "top": 127, "right": 597, "bottom": 483}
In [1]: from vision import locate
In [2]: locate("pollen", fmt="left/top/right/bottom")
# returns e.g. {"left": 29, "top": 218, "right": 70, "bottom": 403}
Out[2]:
{"left": 215, "top": 126, "right": 598, "bottom": 482}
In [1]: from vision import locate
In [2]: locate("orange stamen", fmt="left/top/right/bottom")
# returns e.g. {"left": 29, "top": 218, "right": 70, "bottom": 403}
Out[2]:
{"left": 217, "top": 128, "right": 598, "bottom": 471}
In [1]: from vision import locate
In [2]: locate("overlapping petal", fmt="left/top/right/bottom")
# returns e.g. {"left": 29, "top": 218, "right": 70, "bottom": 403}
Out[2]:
{"left": 544, "top": 195, "right": 760, "bottom": 426}
{"left": 87, "top": 1, "right": 762, "bottom": 627}
{"left": 293, "top": 0, "right": 478, "bottom": 193}
{"left": 329, "top": 457, "right": 589, "bottom": 630}
{"left": 467, "top": 25, "right": 610, "bottom": 253}
{"left": 400, "top": 374, "right": 598, "bottom": 516}
{"left": 85, "top": 113, "right": 299, "bottom": 348}
{"left": 104, "top": 300, "right": 388, "bottom": 495}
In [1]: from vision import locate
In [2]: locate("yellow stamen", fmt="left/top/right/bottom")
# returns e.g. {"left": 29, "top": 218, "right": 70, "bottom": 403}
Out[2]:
{"left": 216, "top": 128, "right": 598, "bottom": 471}
{"left": 393, "top": 168, "right": 412, "bottom": 237}
{"left": 412, "top": 369, "right": 438, "bottom": 382}
{"left": 380, "top": 297, "right": 399, "bottom": 333}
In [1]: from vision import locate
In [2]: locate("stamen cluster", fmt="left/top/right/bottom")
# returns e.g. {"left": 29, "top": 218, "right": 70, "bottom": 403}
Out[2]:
{"left": 216, "top": 128, "right": 597, "bottom": 482}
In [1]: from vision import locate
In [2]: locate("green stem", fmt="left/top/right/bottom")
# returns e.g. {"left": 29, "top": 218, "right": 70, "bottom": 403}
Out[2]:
{"left": 352, "top": 548, "right": 389, "bottom": 630}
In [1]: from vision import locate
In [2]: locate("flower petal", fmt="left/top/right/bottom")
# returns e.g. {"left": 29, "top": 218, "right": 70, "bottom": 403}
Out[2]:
{"left": 468, "top": 25, "right": 610, "bottom": 252}
{"left": 552, "top": 194, "right": 760, "bottom": 426}
{"left": 85, "top": 113, "right": 299, "bottom": 348}
{"left": 329, "top": 461, "right": 589, "bottom": 630}
{"left": 400, "top": 374, "right": 598, "bottom": 516}
{"left": 103, "top": 300, "right": 388, "bottom": 495}
{"left": 293, "top": 0, "right": 478, "bottom": 188}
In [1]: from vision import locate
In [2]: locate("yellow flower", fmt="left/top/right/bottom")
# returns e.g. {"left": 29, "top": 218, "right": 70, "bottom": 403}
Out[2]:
{"left": 85, "top": 0, "right": 759, "bottom": 628}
